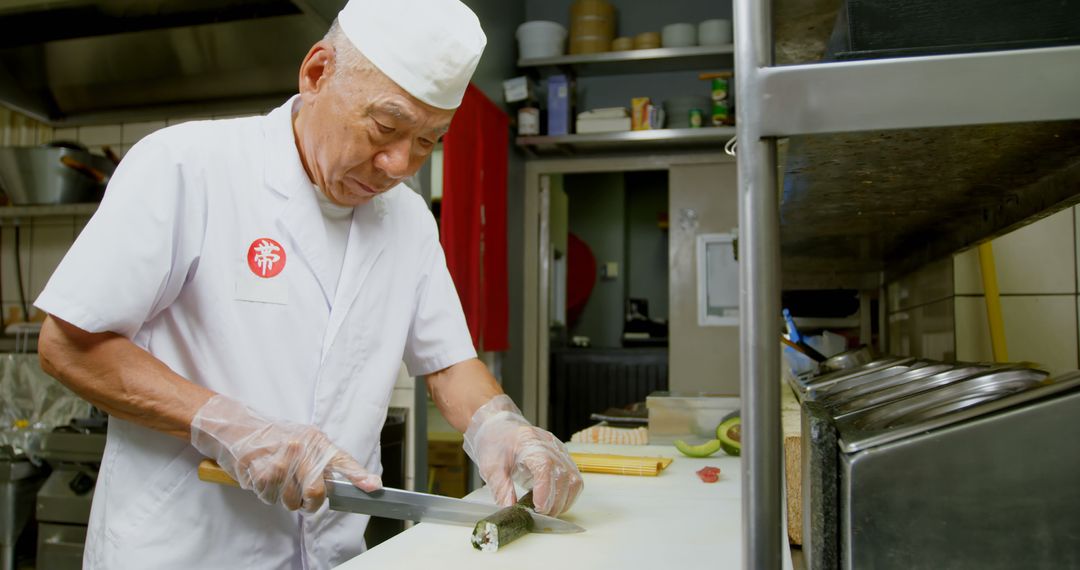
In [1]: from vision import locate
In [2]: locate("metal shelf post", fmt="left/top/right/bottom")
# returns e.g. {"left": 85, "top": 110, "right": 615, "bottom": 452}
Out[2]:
{"left": 735, "top": 0, "right": 784, "bottom": 568}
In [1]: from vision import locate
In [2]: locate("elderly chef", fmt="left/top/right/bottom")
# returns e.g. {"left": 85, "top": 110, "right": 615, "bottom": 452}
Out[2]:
{"left": 34, "top": 0, "right": 583, "bottom": 567}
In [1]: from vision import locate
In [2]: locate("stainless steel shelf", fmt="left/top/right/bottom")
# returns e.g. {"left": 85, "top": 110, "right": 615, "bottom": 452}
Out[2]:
{"left": 759, "top": 45, "right": 1080, "bottom": 137}
{"left": 0, "top": 203, "right": 98, "bottom": 220}
{"left": 517, "top": 127, "right": 735, "bottom": 155}
{"left": 780, "top": 120, "right": 1080, "bottom": 285}
{"left": 517, "top": 45, "right": 734, "bottom": 76}
{"left": 737, "top": 0, "right": 1080, "bottom": 565}
{"left": 793, "top": 317, "right": 860, "bottom": 330}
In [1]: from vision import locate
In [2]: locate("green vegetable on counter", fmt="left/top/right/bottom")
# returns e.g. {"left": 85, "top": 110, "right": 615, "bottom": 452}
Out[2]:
{"left": 471, "top": 491, "right": 535, "bottom": 553}
{"left": 717, "top": 416, "right": 742, "bottom": 456}
{"left": 673, "top": 438, "right": 722, "bottom": 458}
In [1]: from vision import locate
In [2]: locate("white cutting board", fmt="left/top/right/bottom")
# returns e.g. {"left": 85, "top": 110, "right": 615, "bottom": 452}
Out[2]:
{"left": 335, "top": 443, "right": 794, "bottom": 569}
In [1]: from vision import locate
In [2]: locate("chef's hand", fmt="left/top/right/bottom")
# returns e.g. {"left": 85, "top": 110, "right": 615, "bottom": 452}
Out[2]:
{"left": 190, "top": 394, "right": 381, "bottom": 513}
{"left": 463, "top": 395, "right": 583, "bottom": 516}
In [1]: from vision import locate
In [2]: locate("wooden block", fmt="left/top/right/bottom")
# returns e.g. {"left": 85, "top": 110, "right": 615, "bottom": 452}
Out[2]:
{"left": 782, "top": 383, "right": 804, "bottom": 546}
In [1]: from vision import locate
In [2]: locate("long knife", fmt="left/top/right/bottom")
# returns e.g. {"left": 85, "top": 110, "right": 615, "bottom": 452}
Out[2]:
{"left": 197, "top": 459, "right": 584, "bottom": 534}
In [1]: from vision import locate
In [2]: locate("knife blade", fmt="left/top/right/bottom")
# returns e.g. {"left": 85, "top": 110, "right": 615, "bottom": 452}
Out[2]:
{"left": 198, "top": 459, "right": 584, "bottom": 534}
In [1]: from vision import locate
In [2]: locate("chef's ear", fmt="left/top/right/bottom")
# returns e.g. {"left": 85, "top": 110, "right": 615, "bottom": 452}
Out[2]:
{"left": 298, "top": 40, "right": 335, "bottom": 100}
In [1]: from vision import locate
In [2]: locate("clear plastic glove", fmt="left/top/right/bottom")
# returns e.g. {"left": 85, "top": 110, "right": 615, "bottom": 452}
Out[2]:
{"left": 463, "top": 395, "right": 583, "bottom": 516}
{"left": 190, "top": 394, "right": 381, "bottom": 513}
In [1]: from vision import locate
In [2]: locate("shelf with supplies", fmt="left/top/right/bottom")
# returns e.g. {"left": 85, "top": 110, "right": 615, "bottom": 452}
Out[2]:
{"left": 517, "top": 45, "right": 734, "bottom": 77}
{"left": 516, "top": 126, "right": 735, "bottom": 156}
{"left": 0, "top": 203, "right": 98, "bottom": 223}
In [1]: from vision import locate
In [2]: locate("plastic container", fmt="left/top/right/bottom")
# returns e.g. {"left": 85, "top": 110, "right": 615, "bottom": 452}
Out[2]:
{"left": 661, "top": 23, "right": 697, "bottom": 48}
{"left": 647, "top": 392, "right": 741, "bottom": 444}
{"left": 699, "top": 19, "right": 733, "bottom": 46}
{"left": 516, "top": 21, "right": 567, "bottom": 59}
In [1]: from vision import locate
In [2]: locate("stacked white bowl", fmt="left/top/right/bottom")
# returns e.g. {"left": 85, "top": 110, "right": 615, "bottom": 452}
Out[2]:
{"left": 517, "top": 21, "right": 568, "bottom": 59}
{"left": 698, "top": 19, "right": 733, "bottom": 46}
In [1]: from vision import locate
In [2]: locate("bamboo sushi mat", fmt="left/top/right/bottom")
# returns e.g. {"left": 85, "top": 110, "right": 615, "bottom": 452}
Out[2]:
{"left": 570, "top": 452, "right": 674, "bottom": 476}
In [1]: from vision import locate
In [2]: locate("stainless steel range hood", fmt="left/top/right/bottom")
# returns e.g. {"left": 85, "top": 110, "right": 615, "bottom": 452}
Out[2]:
{"left": 0, "top": 0, "right": 346, "bottom": 125}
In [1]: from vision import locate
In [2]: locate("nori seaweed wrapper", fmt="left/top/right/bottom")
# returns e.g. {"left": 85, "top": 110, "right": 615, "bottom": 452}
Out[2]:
{"left": 471, "top": 491, "right": 536, "bottom": 552}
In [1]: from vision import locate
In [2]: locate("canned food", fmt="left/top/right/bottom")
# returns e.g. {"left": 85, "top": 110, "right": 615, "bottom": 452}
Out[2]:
{"left": 712, "top": 101, "right": 730, "bottom": 126}
{"left": 711, "top": 78, "right": 728, "bottom": 101}
{"left": 689, "top": 108, "right": 703, "bottom": 128}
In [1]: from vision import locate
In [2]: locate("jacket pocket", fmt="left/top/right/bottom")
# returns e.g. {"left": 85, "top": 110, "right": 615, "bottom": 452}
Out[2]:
{"left": 105, "top": 446, "right": 200, "bottom": 547}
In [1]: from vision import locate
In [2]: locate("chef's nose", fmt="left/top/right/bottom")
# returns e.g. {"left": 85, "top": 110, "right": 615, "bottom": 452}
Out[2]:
{"left": 373, "top": 140, "right": 411, "bottom": 181}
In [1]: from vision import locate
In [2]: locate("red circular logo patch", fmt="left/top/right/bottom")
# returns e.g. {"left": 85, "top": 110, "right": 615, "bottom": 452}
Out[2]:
{"left": 247, "top": 237, "right": 286, "bottom": 278}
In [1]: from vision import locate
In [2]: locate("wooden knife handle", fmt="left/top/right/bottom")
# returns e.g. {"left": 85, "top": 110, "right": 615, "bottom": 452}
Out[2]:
{"left": 59, "top": 155, "right": 107, "bottom": 184}
{"left": 198, "top": 459, "right": 239, "bottom": 487}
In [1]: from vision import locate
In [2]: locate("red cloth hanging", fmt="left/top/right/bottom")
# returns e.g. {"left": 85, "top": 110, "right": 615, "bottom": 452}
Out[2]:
{"left": 440, "top": 84, "right": 510, "bottom": 352}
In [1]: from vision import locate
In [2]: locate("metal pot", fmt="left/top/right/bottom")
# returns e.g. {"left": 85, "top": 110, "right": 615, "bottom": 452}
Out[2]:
{"left": 0, "top": 144, "right": 114, "bottom": 205}
{"left": 820, "top": 345, "right": 875, "bottom": 373}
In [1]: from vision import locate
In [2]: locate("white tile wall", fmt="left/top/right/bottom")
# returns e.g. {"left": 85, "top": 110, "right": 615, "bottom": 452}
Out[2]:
{"left": 955, "top": 295, "right": 1078, "bottom": 374}
{"left": 888, "top": 298, "right": 956, "bottom": 361}
{"left": 28, "top": 219, "right": 76, "bottom": 297}
{"left": 0, "top": 106, "right": 271, "bottom": 325}
{"left": 954, "top": 296, "right": 992, "bottom": 363}
{"left": 121, "top": 121, "right": 167, "bottom": 146}
{"left": 0, "top": 108, "right": 52, "bottom": 147}
{"left": 77, "top": 124, "right": 122, "bottom": 147}
{"left": 890, "top": 204, "right": 1080, "bottom": 375}
{"left": 0, "top": 219, "right": 82, "bottom": 320}
{"left": 166, "top": 116, "right": 213, "bottom": 127}
{"left": 954, "top": 208, "right": 1076, "bottom": 295}
{"left": 888, "top": 257, "right": 954, "bottom": 312}
{"left": 53, "top": 127, "right": 78, "bottom": 142}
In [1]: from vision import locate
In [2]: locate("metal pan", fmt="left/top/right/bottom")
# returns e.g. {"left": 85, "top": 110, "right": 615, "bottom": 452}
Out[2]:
{"left": 840, "top": 368, "right": 1049, "bottom": 433}
{"left": 830, "top": 364, "right": 990, "bottom": 418}
{"left": 797, "top": 356, "right": 911, "bottom": 391}
{"left": 817, "top": 362, "right": 957, "bottom": 409}
{"left": 837, "top": 369, "right": 1076, "bottom": 454}
{"left": 801, "top": 358, "right": 923, "bottom": 401}
{"left": 819, "top": 345, "right": 875, "bottom": 373}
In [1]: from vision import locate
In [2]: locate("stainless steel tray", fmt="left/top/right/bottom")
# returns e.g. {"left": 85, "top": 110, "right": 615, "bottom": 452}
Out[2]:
{"left": 830, "top": 364, "right": 990, "bottom": 419}
{"left": 836, "top": 367, "right": 1068, "bottom": 453}
{"left": 798, "top": 356, "right": 909, "bottom": 389}
{"left": 817, "top": 362, "right": 955, "bottom": 408}
{"left": 800, "top": 358, "right": 921, "bottom": 401}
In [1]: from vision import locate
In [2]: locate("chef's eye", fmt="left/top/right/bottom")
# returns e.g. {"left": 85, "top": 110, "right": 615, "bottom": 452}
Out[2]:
{"left": 418, "top": 137, "right": 435, "bottom": 149}
{"left": 374, "top": 121, "right": 394, "bottom": 134}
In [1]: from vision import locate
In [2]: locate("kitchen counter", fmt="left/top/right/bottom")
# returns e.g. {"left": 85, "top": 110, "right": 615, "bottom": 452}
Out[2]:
{"left": 336, "top": 443, "right": 794, "bottom": 569}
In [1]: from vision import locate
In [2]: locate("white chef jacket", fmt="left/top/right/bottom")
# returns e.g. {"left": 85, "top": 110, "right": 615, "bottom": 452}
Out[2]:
{"left": 34, "top": 96, "right": 477, "bottom": 569}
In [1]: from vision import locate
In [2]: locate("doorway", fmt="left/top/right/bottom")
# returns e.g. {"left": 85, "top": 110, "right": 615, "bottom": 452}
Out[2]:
{"left": 521, "top": 153, "right": 737, "bottom": 430}
{"left": 546, "top": 170, "right": 670, "bottom": 440}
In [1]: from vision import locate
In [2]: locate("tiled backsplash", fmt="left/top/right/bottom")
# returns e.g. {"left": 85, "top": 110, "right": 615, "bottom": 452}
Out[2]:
{"left": 0, "top": 106, "right": 260, "bottom": 325}
{"left": 889, "top": 207, "right": 1080, "bottom": 375}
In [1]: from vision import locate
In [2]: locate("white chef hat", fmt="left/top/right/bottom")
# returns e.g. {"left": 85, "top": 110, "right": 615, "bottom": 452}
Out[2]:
{"left": 337, "top": 0, "right": 487, "bottom": 110}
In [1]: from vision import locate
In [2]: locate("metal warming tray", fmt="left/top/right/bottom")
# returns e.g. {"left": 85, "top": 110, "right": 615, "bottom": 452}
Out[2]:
{"left": 802, "top": 364, "right": 1061, "bottom": 570}
{"left": 798, "top": 357, "right": 920, "bottom": 401}
{"left": 815, "top": 361, "right": 955, "bottom": 407}
{"left": 795, "top": 356, "right": 908, "bottom": 389}
{"left": 835, "top": 370, "right": 1080, "bottom": 569}
{"left": 836, "top": 367, "right": 1049, "bottom": 451}
{"left": 828, "top": 364, "right": 990, "bottom": 419}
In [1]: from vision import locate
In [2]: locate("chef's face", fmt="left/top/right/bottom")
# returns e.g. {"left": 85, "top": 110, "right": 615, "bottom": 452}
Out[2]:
{"left": 295, "top": 41, "right": 454, "bottom": 207}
